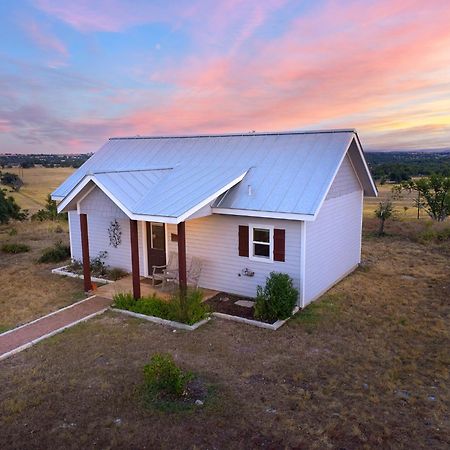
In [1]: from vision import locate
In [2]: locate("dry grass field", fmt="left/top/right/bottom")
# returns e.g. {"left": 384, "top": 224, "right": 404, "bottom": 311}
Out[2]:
{"left": 3, "top": 167, "right": 75, "bottom": 213}
{"left": 0, "top": 217, "right": 449, "bottom": 449}
{"left": 0, "top": 221, "right": 85, "bottom": 332}
{"left": 364, "top": 183, "right": 420, "bottom": 219}
{"left": 1, "top": 170, "right": 449, "bottom": 448}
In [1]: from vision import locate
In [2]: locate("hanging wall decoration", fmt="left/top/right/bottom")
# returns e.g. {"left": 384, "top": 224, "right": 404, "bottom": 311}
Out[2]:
{"left": 108, "top": 219, "right": 122, "bottom": 248}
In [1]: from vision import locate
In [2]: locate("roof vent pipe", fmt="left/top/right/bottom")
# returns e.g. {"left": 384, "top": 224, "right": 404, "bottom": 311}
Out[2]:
{"left": 248, "top": 184, "right": 253, "bottom": 196}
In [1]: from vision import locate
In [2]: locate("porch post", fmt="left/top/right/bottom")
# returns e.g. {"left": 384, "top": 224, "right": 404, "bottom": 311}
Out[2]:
{"left": 177, "top": 221, "right": 187, "bottom": 291}
{"left": 130, "top": 219, "right": 141, "bottom": 299}
{"left": 79, "top": 213, "right": 92, "bottom": 292}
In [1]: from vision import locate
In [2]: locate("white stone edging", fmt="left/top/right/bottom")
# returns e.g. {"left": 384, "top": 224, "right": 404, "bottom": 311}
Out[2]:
{"left": 110, "top": 308, "right": 211, "bottom": 331}
{"left": 0, "top": 307, "right": 108, "bottom": 362}
{"left": 212, "top": 307, "right": 300, "bottom": 331}
{"left": 52, "top": 265, "right": 115, "bottom": 284}
{"left": 0, "top": 295, "right": 97, "bottom": 337}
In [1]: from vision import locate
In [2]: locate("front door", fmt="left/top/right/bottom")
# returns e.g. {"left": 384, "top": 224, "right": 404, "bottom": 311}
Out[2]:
{"left": 146, "top": 222, "right": 166, "bottom": 275}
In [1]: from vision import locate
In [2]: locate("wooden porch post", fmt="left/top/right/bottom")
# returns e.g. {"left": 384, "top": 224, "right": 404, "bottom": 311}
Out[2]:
{"left": 79, "top": 213, "right": 92, "bottom": 292}
{"left": 130, "top": 219, "right": 141, "bottom": 299}
{"left": 177, "top": 221, "right": 187, "bottom": 291}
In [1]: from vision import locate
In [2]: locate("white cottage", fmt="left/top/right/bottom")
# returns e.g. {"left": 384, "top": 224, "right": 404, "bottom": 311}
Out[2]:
{"left": 52, "top": 130, "right": 377, "bottom": 307}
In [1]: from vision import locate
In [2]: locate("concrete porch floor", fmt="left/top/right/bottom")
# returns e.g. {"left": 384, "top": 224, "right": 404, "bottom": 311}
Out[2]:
{"left": 96, "top": 275, "right": 218, "bottom": 301}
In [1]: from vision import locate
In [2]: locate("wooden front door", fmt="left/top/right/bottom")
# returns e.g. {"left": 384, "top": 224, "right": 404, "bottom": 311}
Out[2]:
{"left": 146, "top": 222, "right": 166, "bottom": 275}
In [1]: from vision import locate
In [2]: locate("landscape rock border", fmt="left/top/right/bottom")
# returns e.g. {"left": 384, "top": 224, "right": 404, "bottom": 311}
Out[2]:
{"left": 52, "top": 265, "right": 115, "bottom": 284}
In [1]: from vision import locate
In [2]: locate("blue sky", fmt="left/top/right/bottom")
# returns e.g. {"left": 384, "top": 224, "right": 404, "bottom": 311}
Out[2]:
{"left": 1, "top": 0, "right": 450, "bottom": 153}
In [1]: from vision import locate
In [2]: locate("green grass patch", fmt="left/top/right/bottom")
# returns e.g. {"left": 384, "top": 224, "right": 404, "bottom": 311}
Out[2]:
{"left": 292, "top": 294, "right": 342, "bottom": 332}
{"left": 1, "top": 243, "right": 30, "bottom": 254}
{"left": 0, "top": 324, "right": 10, "bottom": 334}
{"left": 112, "top": 289, "right": 210, "bottom": 325}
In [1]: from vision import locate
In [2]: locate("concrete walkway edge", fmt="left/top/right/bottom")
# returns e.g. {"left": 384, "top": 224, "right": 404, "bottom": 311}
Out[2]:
{"left": 0, "top": 296, "right": 111, "bottom": 362}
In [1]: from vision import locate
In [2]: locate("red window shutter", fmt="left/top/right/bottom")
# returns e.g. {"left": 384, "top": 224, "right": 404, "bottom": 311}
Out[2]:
{"left": 238, "top": 225, "right": 249, "bottom": 257}
{"left": 273, "top": 229, "right": 285, "bottom": 262}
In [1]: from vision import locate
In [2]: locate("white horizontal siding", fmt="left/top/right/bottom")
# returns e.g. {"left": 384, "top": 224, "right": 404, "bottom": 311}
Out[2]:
{"left": 304, "top": 189, "right": 362, "bottom": 305}
{"left": 166, "top": 215, "right": 301, "bottom": 299}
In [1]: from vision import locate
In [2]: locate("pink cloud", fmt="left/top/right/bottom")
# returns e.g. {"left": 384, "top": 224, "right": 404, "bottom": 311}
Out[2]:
{"left": 122, "top": 0, "right": 450, "bottom": 150}
{"left": 23, "top": 19, "right": 68, "bottom": 58}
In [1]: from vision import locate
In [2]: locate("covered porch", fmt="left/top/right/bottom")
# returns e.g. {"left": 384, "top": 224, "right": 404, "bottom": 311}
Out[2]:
{"left": 57, "top": 164, "right": 248, "bottom": 300}
{"left": 96, "top": 274, "right": 218, "bottom": 301}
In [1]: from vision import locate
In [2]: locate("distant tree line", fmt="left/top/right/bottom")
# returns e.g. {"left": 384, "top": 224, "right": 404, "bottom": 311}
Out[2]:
{"left": 366, "top": 151, "right": 450, "bottom": 183}
{"left": 0, "top": 153, "right": 92, "bottom": 169}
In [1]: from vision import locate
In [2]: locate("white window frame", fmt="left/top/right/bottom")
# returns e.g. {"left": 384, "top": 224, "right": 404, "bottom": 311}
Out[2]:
{"left": 249, "top": 224, "right": 274, "bottom": 263}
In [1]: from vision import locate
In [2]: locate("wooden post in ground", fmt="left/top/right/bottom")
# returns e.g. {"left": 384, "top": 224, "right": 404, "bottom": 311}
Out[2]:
{"left": 177, "top": 221, "right": 187, "bottom": 321}
{"left": 130, "top": 219, "right": 141, "bottom": 299}
{"left": 79, "top": 213, "right": 92, "bottom": 292}
{"left": 177, "top": 221, "right": 187, "bottom": 292}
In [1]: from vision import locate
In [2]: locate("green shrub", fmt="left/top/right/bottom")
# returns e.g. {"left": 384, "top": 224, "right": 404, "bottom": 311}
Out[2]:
{"left": 1, "top": 243, "right": 30, "bottom": 254}
{"left": 38, "top": 241, "right": 71, "bottom": 263}
{"left": 8, "top": 227, "right": 17, "bottom": 236}
{"left": 112, "top": 289, "right": 209, "bottom": 325}
{"left": 143, "top": 353, "right": 192, "bottom": 400}
{"left": 167, "top": 289, "right": 209, "bottom": 325}
{"left": 65, "top": 251, "right": 109, "bottom": 277}
{"left": 31, "top": 194, "right": 67, "bottom": 222}
{"left": 254, "top": 272, "right": 299, "bottom": 322}
{"left": 0, "top": 188, "right": 27, "bottom": 224}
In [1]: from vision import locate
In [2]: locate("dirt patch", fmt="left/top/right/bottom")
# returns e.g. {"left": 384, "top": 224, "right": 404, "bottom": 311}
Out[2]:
{"left": 206, "top": 292, "right": 257, "bottom": 320}
{"left": 0, "top": 227, "right": 449, "bottom": 449}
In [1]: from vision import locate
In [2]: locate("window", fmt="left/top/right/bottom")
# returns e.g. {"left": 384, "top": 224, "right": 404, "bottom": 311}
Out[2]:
{"left": 249, "top": 225, "right": 273, "bottom": 262}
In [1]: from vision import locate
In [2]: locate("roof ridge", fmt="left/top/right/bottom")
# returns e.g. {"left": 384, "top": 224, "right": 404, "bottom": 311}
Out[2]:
{"left": 109, "top": 129, "right": 356, "bottom": 140}
{"left": 90, "top": 167, "right": 173, "bottom": 175}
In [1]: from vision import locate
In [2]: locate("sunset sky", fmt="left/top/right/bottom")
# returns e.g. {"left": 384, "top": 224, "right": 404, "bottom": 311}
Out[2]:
{"left": 1, "top": 0, "right": 450, "bottom": 154}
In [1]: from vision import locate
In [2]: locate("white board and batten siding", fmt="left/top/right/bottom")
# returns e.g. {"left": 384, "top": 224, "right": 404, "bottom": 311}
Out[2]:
{"left": 167, "top": 216, "right": 301, "bottom": 299}
{"left": 303, "top": 155, "right": 363, "bottom": 305}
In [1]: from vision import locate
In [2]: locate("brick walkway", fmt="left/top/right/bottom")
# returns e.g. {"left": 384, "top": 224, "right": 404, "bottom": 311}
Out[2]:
{"left": 0, "top": 296, "right": 111, "bottom": 361}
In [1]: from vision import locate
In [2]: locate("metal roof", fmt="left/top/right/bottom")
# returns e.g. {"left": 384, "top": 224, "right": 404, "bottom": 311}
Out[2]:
{"left": 53, "top": 130, "right": 377, "bottom": 221}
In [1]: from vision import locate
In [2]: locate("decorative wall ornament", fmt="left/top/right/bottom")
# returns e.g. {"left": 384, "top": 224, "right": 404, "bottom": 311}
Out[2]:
{"left": 108, "top": 219, "right": 122, "bottom": 248}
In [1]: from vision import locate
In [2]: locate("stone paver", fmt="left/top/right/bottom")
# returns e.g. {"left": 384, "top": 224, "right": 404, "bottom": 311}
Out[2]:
{"left": 0, "top": 296, "right": 111, "bottom": 360}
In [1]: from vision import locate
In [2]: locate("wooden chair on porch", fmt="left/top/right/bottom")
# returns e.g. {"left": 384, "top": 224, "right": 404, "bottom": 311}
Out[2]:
{"left": 151, "top": 251, "right": 178, "bottom": 287}
{"left": 186, "top": 257, "right": 203, "bottom": 288}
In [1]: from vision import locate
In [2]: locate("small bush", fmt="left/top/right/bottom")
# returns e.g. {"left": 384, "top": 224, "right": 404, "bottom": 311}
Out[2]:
{"left": 1, "top": 243, "right": 30, "bottom": 254}
{"left": 143, "top": 353, "right": 192, "bottom": 401}
{"left": 90, "top": 251, "right": 108, "bottom": 277}
{"left": 168, "top": 289, "right": 209, "bottom": 325}
{"left": 8, "top": 228, "right": 17, "bottom": 236}
{"left": 107, "top": 267, "right": 128, "bottom": 281}
{"left": 38, "top": 241, "right": 71, "bottom": 263}
{"left": 254, "top": 272, "right": 299, "bottom": 322}
{"left": 65, "top": 251, "right": 109, "bottom": 278}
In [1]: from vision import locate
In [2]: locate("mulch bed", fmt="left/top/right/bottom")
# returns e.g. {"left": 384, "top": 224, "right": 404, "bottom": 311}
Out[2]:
{"left": 205, "top": 292, "right": 256, "bottom": 320}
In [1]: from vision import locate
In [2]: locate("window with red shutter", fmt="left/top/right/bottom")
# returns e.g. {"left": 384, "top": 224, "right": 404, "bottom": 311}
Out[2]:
{"left": 238, "top": 225, "right": 249, "bottom": 257}
{"left": 273, "top": 228, "right": 285, "bottom": 262}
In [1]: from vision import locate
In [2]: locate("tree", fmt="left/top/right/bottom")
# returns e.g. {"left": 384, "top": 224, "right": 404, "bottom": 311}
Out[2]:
{"left": 374, "top": 200, "right": 394, "bottom": 235}
{"left": 403, "top": 175, "right": 450, "bottom": 222}
{"left": 0, "top": 172, "right": 23, "bottom": 191}
{"left": 31, "top": 194, "right": 67, "bottom": 221}
{"left": 0, "top": 189, "right": 27, "bottom": 224}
